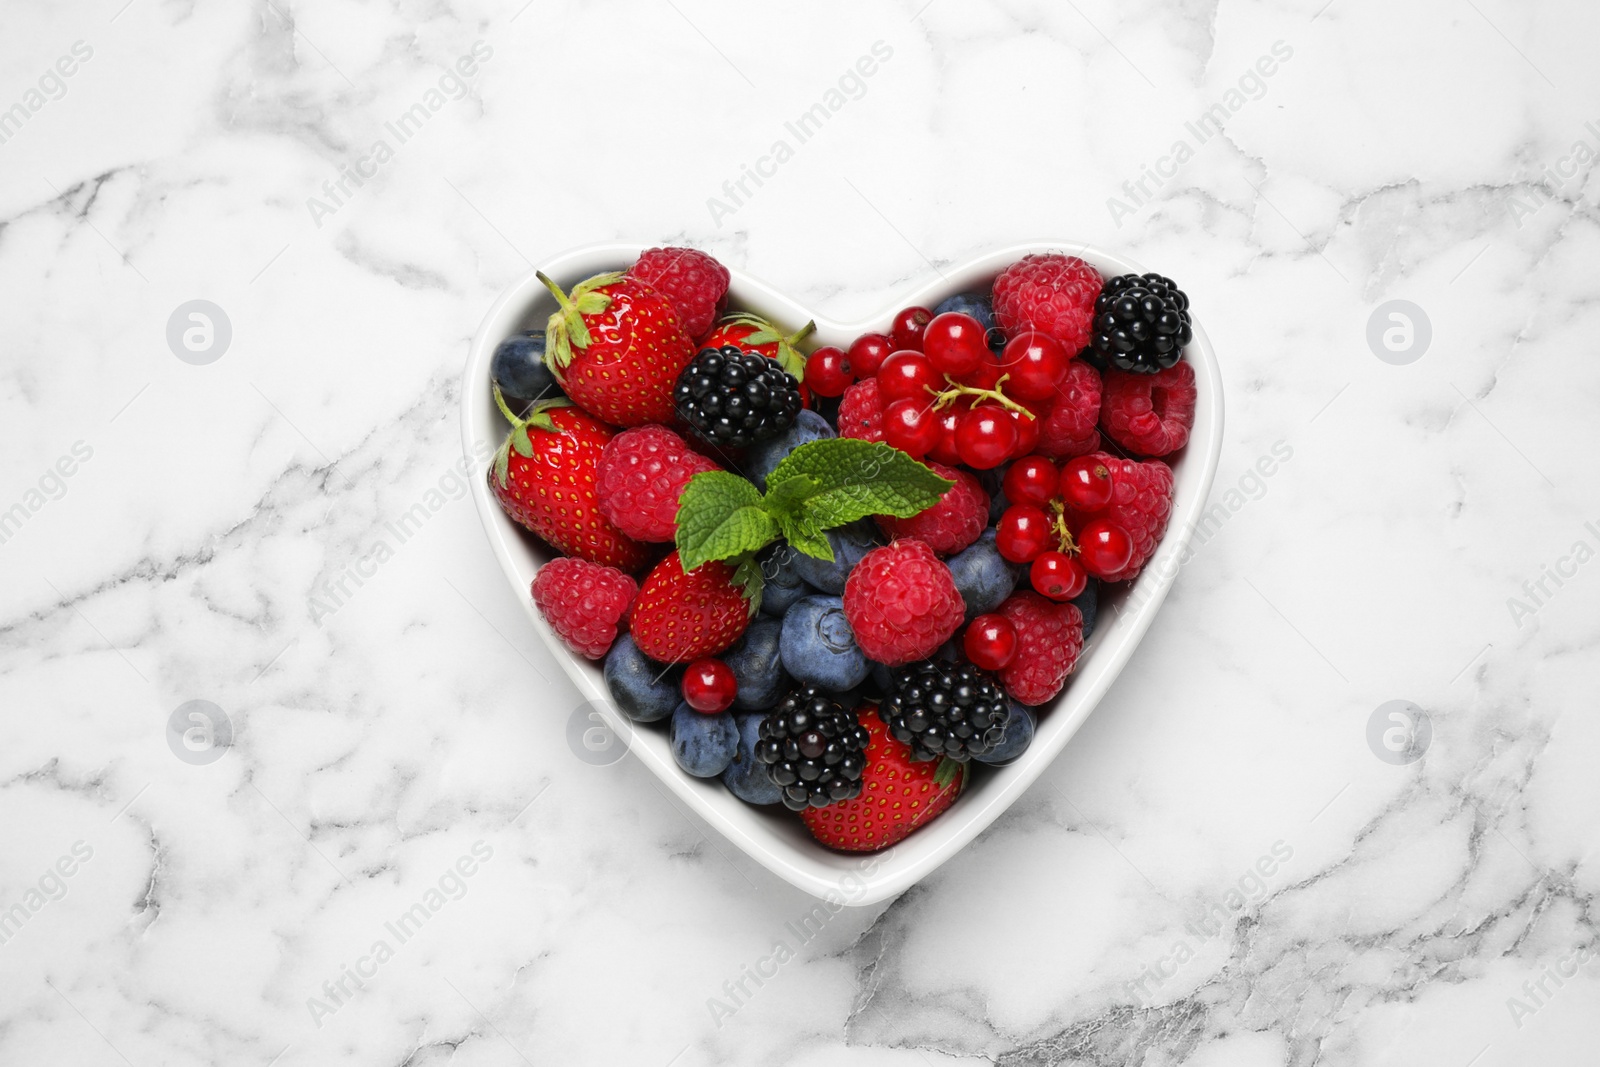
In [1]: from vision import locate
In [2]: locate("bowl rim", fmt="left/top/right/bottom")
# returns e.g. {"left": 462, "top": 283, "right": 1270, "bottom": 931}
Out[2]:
{"left": 460, "top": 241, "right": 1225, "bottom": 905}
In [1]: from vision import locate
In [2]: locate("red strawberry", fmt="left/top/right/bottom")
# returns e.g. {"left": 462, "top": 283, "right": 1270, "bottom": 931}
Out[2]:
{"left": 801, "top": 710, "right": 967, "bottom": 852}
{"left": 540, "top": 270, "right": 695, "bottom": 427}
{"left": 489, "top": 390, "right": 651, "bottom": 572}
{"left": 628, "top": 247, "right": 730, "bottom": 341}
{"left": 702, "top": 313, "right": 814, "bottom": 380}
{"left": 629, "top": 551, "right": 752, "bottom": 663}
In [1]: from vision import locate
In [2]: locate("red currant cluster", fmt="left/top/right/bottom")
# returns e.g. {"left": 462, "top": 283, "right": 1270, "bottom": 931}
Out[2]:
{"left": 995, "top": 454, "right": 1133, "bottom": 602}
{"left": 805, "top": 308, "right": 1074, "bottom": 470}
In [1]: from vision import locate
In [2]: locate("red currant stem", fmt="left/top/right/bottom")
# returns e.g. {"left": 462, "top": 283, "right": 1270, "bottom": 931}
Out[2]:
{"left": 928, "top": 374, "right": 1036, "bottom": 418}
{"left": 1048, "top": 499, "right": 1079, "bottom": 555}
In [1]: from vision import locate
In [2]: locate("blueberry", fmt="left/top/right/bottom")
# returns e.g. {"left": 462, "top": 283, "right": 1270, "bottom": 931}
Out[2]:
{"left": 947, "top": 528, "right": 1020, "bottom": 621}
{"left": 977, "top": 467, "right": 1009, "bottom": 524}
{"left": 1074, "top": 579, "right": 1099, "bottom": 641}
{"left": 742, "top": 409, "right": 834, "bottom": 490}
{"left": 491, "top": 330, "right": 563, "bottom": 405}
{"left": 723, "top": 616, "right": 789, "bottom": 711}
{"left": 780, "top": 595, "right": 870, "bottom": 691}
{"left": 791, "top": 519, "right": 881, "bottom": 595}
{"left": 757, "top": 544, "right": 815, "bottom": 617}
{"left": 604, "top": 634, "right": 680, "bottom": 722}
{"left": 974, "top": 701, "right": 1035, "bottom": 766}
{"left": 670, "top": 703, "right": 739, "bottom": 777}
{"left": 721, "top": 712, "right": 783, "bottom": 805}
{"left": 933, "top": 292, "right": 1003, "bottom": 352}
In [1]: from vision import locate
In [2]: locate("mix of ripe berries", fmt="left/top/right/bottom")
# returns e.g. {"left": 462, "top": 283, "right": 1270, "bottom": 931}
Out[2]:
{"left": 490, "top": 246, "right": 1198, "bottom": 853}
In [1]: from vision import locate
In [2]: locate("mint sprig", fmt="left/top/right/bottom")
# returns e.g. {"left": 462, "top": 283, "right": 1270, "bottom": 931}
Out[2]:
{"left": 674, "top": 438, "right": 954, "bottom": 573}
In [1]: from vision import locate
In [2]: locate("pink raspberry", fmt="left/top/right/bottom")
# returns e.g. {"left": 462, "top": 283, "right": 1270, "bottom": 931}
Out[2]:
{"left": 992, "top": 254, "right": 1103, "bottom": 351}
{"left": 627, "top": 247, "right": 730, "bottom": 341}
{"left": 1067, "top": 452, "right": 1174, "bottom": 582}
{"left": 998, "top": 592, "right": 1083, "bottom": 706}
{"left": 837, "top": 378, "right": 885, "bottom": 443}
{"left": 596, "top": 425, "right": 718, "bottom": 543}
{"left": 842, "top": 540, "right": 965, "bottom": 666}
{"left": 877, "top": 463, "right": 988, "bottom": 555}
{"left": 1036, "top": 359, "right": 1102, "bottom": 459}
{"left": 531, "top": 557, "right": 637, "bottom": 660}
{"left": 1100, "top": 361, "right": 1196, "bottom": 458}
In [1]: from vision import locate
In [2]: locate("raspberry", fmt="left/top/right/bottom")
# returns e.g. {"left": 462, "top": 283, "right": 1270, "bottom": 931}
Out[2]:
{"left": 842, "top": 540, "right": 965, "bottom": 666}
{"left": 1067, "top": 453, "right": 1174, "bottom": 582}
{"left": 628, "top": 247, "right": 730, "bottom": 341}
{"left": 1100, "top": 361, "right": 1196, "bottom": 458}
{"left": 877, "top": 463, "right": 988, "bottom": 555}
{"left": 531, "top": 557, "right": 638, "bottom": 660}
{"left": 596, "top": 425, "right": 718, "bottom": 543}
{"left": 836, "top": 378, "right": 886, "bottom": 443}
{"left": 997, "top": 592, "right": 1083, "bottom": 705}
{"left": 1036, "top": 359, "right": 1102, "bottom": 460}
{"left": 992, "top": 254, "right": 1104, "bottom": 351}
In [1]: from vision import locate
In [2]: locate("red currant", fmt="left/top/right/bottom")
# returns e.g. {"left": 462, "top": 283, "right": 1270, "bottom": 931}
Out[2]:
{"left": 1008, "top": 406, "right": 1040, "bottom": 459}
{"left": 1060, "top": 456, "right": 1114, "bottom": 512}
{"left": 682, "top": 657, "right": 737, "bottom": 713}
{"left": 883, "top": 399, "right": 942, "bottom": 458}
{"left": 927, "top": 406, "right": 963, "bottom": 466}
{"left": 922, "top": 312, "right": 989, "bottom": 378}
{"left": 803, "top": 346, "right": 853, "bottom": 398}
{"left": 877, "top": 351, "right": 941, "bottom": 405}
{"left": 1003, "top": 455, "right": 1058, "bottom": 507}
{"left": 1030, "top": 551, "right": 1087, "bottom": 600}
{"left": 999, "top": 332, "right": 1070, "bottom": 401}
{"left": 955, "top": 403, "right": 1019, "bottom": 470}
{"left": 889, "top": 307, "right": 933, "bottom": 352}
{"left": 964, "top": 613, "right": 1018, "bottom": 671}
{"left": 967, "top": 352, "right": 1003, "bottom": 390}
{"left": 847, "top": 333, "right": 895, "bottom": 377}
{"left": 996, "top": 504, "right": 1052, "bottom": 563}
{"left": 1077, "top": 520, "right": 1133, "bottom": 579}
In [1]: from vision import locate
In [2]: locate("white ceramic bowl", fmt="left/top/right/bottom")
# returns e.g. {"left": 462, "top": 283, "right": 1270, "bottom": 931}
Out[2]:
{"left": 462, "top": 242, "right": 1224, "bottom": 905}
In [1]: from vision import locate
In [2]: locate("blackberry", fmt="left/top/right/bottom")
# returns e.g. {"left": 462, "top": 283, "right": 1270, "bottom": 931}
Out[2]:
{"left": 1090, "top": 273, "right": 1193, "bottom": 374}
{"left": 755, "top": 687, "right": 871, "bottom": 811}
{"left": 879, "top": 659, "right": 1009, "bottom": 762}
{"left": 674, "top": 346, "right": 802, "bottom": 448}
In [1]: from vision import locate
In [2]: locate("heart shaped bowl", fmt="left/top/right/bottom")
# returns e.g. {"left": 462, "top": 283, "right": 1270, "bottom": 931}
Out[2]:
{"left": 463, "top": 242, "right": 1224, "bottom": 905}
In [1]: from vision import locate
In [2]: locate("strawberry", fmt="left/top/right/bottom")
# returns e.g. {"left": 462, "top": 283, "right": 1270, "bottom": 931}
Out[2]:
{"left": 628, "top": 550, "right": 752, "bottom": 662}
{"left": 489, "top": 388, "right": 651, "bottom": 572}
{"left": 540, "top": 270, "right": 695, "bottom": 427}
{"left": 801, "top": 710, "right": 967, "bottom": 852}
{"left": 702, "top": 312, "right": 815, "bottom": 380}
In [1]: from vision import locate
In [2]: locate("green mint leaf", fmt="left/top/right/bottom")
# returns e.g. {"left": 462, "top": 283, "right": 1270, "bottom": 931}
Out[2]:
{"left": 766, "top": 439, "right": 954, "bottom": 530}
{"left": 675, "top": 471, "right": 779, "bottom": 572}
{"left": 761, "top": 474, "right": 817, "bottom": 522}
{"left": 731, "top": 555, "right": 765, "bottom": 615}
{"left": 779, "top": 514, "right": 834, "bottom": 562}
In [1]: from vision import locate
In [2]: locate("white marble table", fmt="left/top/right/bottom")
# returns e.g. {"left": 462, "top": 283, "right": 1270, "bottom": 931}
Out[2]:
{"left": 1, "top": 1, "right": 1596, "bottom": 1064}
